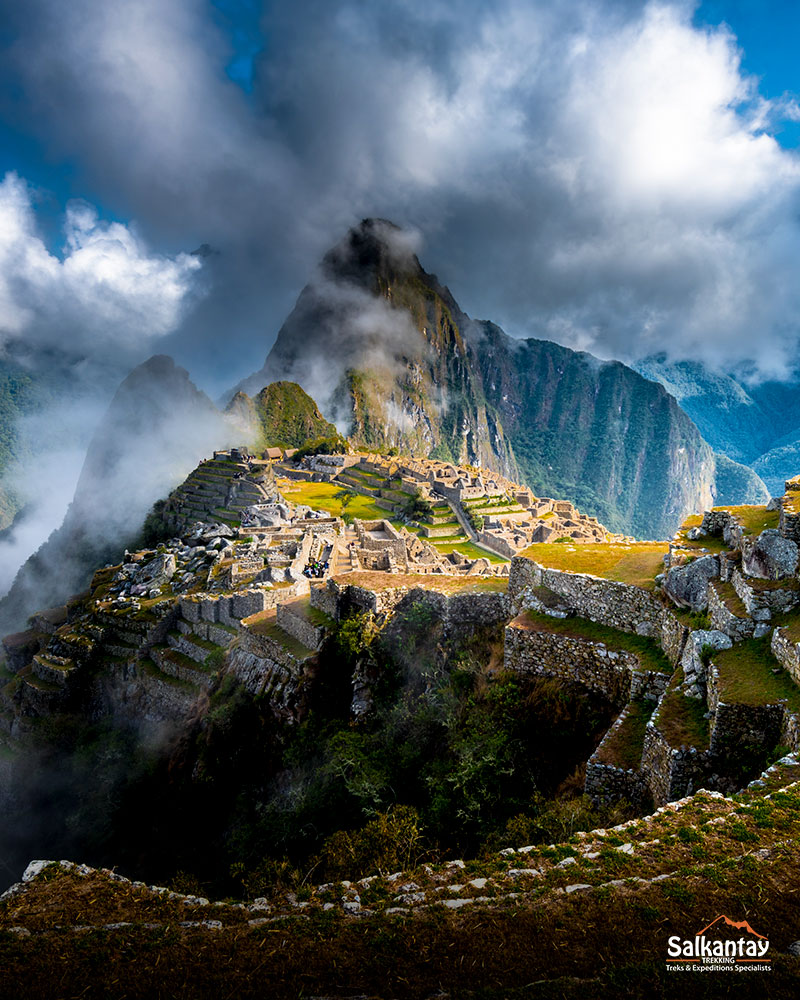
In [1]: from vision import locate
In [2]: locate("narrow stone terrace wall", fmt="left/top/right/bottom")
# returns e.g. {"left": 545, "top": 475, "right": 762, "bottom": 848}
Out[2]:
{"left": 585, "top": 703, "right": 650, "bottom": 808}
{"left": 640, "top": 722, "right": 713, "bottom": 806}
{"left": 509, "top": 558, "right": 664, "bottom": 638}
{"left": 706, "top": 659, "right": 798, "bottom": 754}
{"left": 503, "top": 621, "right": 667, "bottom": 705}
{"left": 313, "top": 580, "right": 509, "bottom": 633}
{"left": 772, "top": 626, "right": 800, "bottom": 685}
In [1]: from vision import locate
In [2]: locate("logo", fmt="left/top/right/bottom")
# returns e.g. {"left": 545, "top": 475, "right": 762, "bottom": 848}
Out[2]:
{"left": 666, "top": 915, "right": 772, "bottom": 973}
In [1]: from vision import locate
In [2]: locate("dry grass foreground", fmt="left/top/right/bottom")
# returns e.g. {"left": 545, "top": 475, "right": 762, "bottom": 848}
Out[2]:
{"left": 3, "top": 760, "right": 800, "bottom": 999}
{"left": 519, "top": 542, "right": 668, "bottom": 590}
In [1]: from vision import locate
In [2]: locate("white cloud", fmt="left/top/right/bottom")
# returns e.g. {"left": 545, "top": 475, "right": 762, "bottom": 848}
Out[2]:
{"left": 3, "top": 1, "right": 800, "bottom": 381}
{"left": 0, "top": 172, "right": 202, "bottom": 355}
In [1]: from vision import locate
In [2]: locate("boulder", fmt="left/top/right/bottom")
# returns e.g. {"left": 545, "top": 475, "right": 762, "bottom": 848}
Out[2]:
{"left": 742, "top": 529, "right": 799, "bottom": 580}
{"left": 681, "top": 629, "right": 732, "bottom": 694}
{"left": 137, "top": 552, "right": 177, "bottom": 587}
{"left": 664, "top": 555, "right": 720, "bottom": 611}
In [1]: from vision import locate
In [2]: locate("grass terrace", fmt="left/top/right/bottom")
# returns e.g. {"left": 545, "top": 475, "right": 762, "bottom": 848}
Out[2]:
{"left": 672, "top": 514, "right": 728, "bottom": 554}
{"left": 519, "top": 542, "right": 668, "bottom": 590}
{"left": 513, "top": 609, "right": 672, "bottom": 673}
{"left": 430, "top": 539, "right": 508, "bottom": 563}
{"left": 711, "top": 580, "right": 749, "bottom": 619}
{"left": 714, "top": 638, "right": 800, "bottom": 711}
{"left": 655, "top": 676, "right": 710, "bottom": 750}
{"left": 337, "top": 572, "right": 508, "bottom": 595}
{"left": 277, "top": 480, "right": 401, "bottom": 524}
{"left": 712, "top": 504, "right": 779, "bottom": 535}
{"left": 243, "top": 612, "right": 316, "bottom": 660}
{"left": 595, "top": 699, "right": 654, "bottom": 771}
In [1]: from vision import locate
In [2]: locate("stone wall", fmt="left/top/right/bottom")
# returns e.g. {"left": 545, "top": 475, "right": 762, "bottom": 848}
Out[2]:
{"left": 701, "top": 509, "right": 745, "bottom": 549}
{"left": 314, "top": 579, "right": 510, "bottom": 633}
{"left": 707, "top": 580, "right": 756, "bottom": 640}
{"left": 585, "top": 704, "right": 650, "bottom": 808}
{"left": 779, "top": 477, "right": 800, "bottom": 542}
{"left": 731, "top": 567, "right": 798, "bottom": 619}
{"left": 509, "top": 558, "right": 665, "bottom": 637}
{"left": 227, "top": 629, "right": 315, "bottom": 721}
{"left": 276, "top": 604, "right": 325, "bottom": 650}
{"left": 640, "top": 720, "right": 713, "bottom": 806}
{"left": 707, "top": 659, "right": 797, "bottom": 754}
{"left": 94, "top": 660, "right": 202, "bottom": 729}
{"left": 179, "top": 584, "right": 305, "bottom": 629}
{"left": 771, "top": 626, "right": 800, "bottom": 685}
{"left": 659, "top": 612, "right": 690, "bottom": 666}
{"left": 503, "top": 620, "right": 668, "bottom": 705}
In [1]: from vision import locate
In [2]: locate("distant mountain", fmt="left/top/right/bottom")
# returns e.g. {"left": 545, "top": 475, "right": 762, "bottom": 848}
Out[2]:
{"left": 634, "top": 355, "right": 800, "bottom": 495}
{"left": 236, "top": 219, "right": 764, "bottom": 538}
{"left": 226, "top": 381, "right": 337, "bottom": 449}
{"left": 0, "top": 355, "right": 233, "bottom": 635}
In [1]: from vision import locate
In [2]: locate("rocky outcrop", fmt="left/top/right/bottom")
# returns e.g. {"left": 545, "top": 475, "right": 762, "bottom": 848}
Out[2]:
{"left": 663, "top": 555, "right": 719, "bottom": 611}
{"left": 742, "top": 529, "right": 799, "bottom": 580}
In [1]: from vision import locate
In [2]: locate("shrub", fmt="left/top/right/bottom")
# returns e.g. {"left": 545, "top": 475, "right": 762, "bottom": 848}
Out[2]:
{"left": 292, "top": 434, "right": 350, "bottom": 460}
{"left": 313, "top": 805, "right": 426, "bottom": 881}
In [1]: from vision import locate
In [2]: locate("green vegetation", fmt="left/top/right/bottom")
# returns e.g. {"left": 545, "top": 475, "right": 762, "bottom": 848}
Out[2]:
{"left": 428, "top": 538, "right": 507, "bottom": 563}
{"left": 226, "top": 381, "right": 337, "bottom": 450}
{"left": 291, "top": 433, "right": 350, "bottom": 460}
{"left": 714, "top": 638, "right": 800, "bottom": 711}
{"left": 672, "top": 514, "right": 728, "bottom": 554}
{"left": 278, "top": 480, "right": 399, "bottom": 524}
{"left": 6, "top": 775, "right": 800, "bottom": 997}
{"left": 595, "top": 700, "right": 654, "bottom": 770}
{"left": 711, "top": 579, "right": 748, "bottom": 618}
{"left": 515, "top": 610, "right": 672, "bottom": 673}
{"left": 90, "top": 607, "right": 620, "bottom": 897}
{"left": 278, "top": 479, "right": 507, "bottom": 562}
{"left": 655, "top": 680, "right": 709, "bottom": 750}
{"left": 519, "top": 542, "right": 668, "bottom": 589}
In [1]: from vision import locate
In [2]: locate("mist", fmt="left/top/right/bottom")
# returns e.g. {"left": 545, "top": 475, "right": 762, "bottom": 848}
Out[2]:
{"left": 0, "top": 356, "right": 242, "bottom": 635}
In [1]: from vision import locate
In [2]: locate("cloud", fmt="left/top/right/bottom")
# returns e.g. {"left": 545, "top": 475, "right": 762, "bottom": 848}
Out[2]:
{"left": 0, "top": 172, "right": 202, "bottom": 357}
{"left": 2, "top": 0, "right": 800, "bottom": 387}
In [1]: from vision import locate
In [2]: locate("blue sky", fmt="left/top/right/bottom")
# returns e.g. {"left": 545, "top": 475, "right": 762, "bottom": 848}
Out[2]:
{"left": 695, "top": 0, "right": 800, "bottom": 146}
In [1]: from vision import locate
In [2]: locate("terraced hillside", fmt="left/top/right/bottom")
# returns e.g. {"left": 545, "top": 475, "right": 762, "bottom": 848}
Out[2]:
{"left": 158, "top": 453, "right": 276, "bottom": 530}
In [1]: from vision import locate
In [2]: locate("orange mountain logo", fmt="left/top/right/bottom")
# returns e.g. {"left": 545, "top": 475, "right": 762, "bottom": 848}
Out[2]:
{"left": 696, "top": 915, "right": 767, "bottom": 939}
{"left": 667, "top": 914, "right": 772, "bottom": 972}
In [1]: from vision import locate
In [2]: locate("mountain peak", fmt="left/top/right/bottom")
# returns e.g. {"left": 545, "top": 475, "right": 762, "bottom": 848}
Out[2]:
{"left": 321, "top": 218, "right": 422, "bottom": 288}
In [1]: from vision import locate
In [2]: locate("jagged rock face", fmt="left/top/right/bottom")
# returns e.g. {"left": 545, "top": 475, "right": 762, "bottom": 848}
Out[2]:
{"left": 742, "top": 530, "right": 799, "bottom": 581}
{"left": 238, "top": 219, "right": 751, "bottom": 538}
{"left": 240, "top": 219, "right": 519, "bottom": 480}
{"left": 470, "top": 324, "right": 724, "bottom": 539}
{"left": 225, "top": 381, "right": 337, "bottom": 449}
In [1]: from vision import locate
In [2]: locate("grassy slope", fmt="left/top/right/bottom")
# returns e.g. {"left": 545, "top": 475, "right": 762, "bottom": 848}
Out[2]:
{"left": 4, "top": 770, "right": 800, "bottom": 997}
{"left": 519, "top": 542, "right": 668, "bottom": 590}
